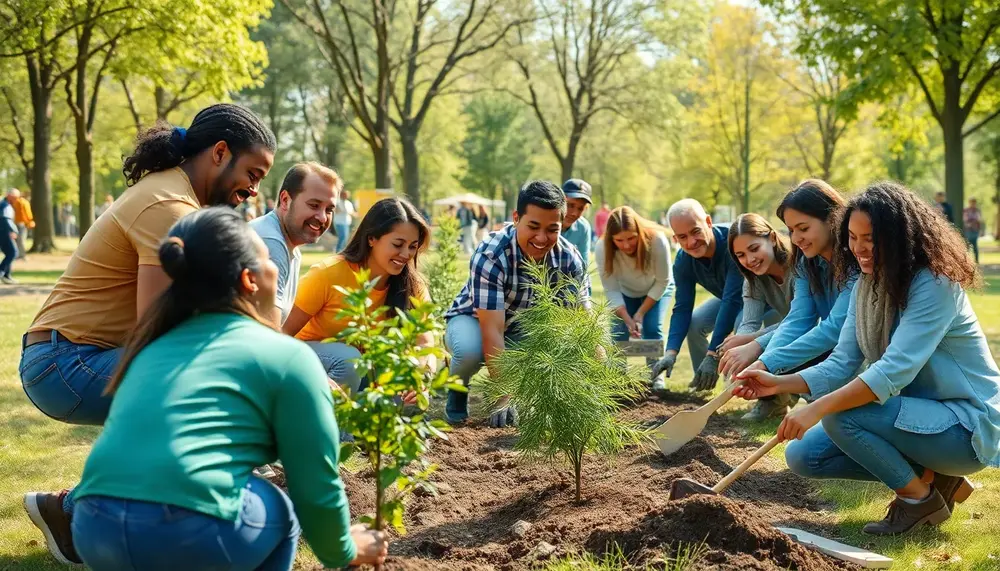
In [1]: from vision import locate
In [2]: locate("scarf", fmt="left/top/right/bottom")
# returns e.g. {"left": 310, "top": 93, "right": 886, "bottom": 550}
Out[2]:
{"left": 854, "top": 274, "right": 895, "bottom": 363}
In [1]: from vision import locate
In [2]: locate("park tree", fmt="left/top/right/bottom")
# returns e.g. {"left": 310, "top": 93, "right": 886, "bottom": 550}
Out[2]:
{"left": 390, "top": 0, "right": 529, "bottom": 206}
{"left": 459, "top": 95, "right": 536, "bottom": 208}
{"left": 680, "top": 3, "right": 795, "bottom": 213}
{"left": 507, "top": 0, "right": 658, "bottom": 182}
{"left": 766, "top": 0, "right": 1000, "bottom": 231}
{"left": 281, "top": 0, "right": 398, "bottom": 192}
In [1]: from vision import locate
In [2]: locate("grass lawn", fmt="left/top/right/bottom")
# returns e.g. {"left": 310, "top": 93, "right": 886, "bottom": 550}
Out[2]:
{"left": 2, "top": 238, "right": 1000, "bottom": 569}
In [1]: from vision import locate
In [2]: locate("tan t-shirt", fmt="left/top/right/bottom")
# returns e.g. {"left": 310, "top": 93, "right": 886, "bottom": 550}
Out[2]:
{"left": 29, "top": 168, "right": 200, "bottom": 348}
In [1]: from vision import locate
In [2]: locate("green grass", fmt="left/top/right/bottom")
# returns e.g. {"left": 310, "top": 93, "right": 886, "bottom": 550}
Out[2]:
{"left": 3, "top": 246, "right": 1000, "bottom": 569}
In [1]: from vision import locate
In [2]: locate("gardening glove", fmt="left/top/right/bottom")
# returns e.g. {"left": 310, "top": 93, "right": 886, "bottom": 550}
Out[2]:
{"left": 650, "top": 352, "right": 676, "bottom": 381}
{"left": 489, "top": 405, "right": 518, "bottom": 428}
{"left": 689, "top": 354, "right": 721, "bottom": 392}
{"left": 488, "top": 397, "right": 518, "bottom": 428}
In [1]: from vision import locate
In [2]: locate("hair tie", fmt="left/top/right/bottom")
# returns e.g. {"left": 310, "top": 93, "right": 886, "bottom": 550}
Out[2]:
{"left": 171, "top": 127, "right": 187, "bottom": 146}
{"left": 167, "top": 236, "right": 185, "bottom": 248}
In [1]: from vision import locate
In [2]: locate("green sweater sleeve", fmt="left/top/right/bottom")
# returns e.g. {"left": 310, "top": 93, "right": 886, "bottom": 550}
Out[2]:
{"left": 272, "top": 347, "right": 356, "bottom": 568}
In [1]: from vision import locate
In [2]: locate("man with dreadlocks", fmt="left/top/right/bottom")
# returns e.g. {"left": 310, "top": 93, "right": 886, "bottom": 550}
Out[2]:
{"left": 20, "top": 103, "right": 276, "bottom": 565}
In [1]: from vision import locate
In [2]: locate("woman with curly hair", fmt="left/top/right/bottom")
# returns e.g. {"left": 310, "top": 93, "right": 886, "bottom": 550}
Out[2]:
{"left": 736, "top": 181, "right": 1000, "bottom": 535}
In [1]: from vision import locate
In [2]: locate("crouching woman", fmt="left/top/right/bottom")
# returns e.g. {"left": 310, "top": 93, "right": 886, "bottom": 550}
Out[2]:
{"left": 69, "top": 208, "right": 387, "bottom": 570}
{"left": 736, "top": 181, "right": 1000, "bottom": 535}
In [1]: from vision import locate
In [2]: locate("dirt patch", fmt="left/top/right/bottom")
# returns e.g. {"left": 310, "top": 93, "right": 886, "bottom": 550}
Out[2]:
{"left": 295, "top": 394, "right": 858, "bottom": 570}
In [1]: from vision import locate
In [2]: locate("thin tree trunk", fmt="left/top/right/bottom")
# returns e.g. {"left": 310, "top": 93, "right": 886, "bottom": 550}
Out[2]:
{"left": 401, "top": 129, "right": 420, "bottom": 206}
{"left": 75, "top": 123, "right": 95, "bottom": 237}
{"left": 373, "top": 136, "right": 394, "bottom": 190}
{"left": 27, "top": 56, "right": 55, "bottom": 253}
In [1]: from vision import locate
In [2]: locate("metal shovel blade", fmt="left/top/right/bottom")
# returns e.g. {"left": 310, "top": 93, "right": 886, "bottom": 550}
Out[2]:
{"left": 668, "top": 477, "right": 716, "bottom": 501}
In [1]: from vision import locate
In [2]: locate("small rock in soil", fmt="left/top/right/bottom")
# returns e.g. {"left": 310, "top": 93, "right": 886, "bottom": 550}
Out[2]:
{"left": 512, "top": 520, "right": 533, "bottom": 537}
{"left": 435, "top": 481, "right": 454, "bottom": 493}
{"left": 528, "top": 541, "right": 556, "bottom": 560}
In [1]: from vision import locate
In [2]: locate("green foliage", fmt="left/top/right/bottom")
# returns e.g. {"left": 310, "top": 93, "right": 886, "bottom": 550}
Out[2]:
{"left": 482, "top": 261, "right": 647, "bottom": 502}
{"left": 331, "top": 270, "right": 465, "bottom": 533}
{"left": 459, "top": 95, "right": 536, "bottom": 205}
{"left": 424, "top": 215, "right": 465, "bottom": 308}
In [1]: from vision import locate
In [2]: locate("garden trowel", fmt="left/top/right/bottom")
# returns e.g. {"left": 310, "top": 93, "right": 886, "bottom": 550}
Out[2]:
{"left": 652, "top": 379, "right": 740, "bottom": 457}
{"left": 668, "top": 435, "right": 781, "bottom": 500}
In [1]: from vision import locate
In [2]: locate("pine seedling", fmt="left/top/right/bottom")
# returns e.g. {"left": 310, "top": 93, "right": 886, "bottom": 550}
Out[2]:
{"left": 331, "top": 270, "right": 466, "bottom": 535}
{"left": 482, "top": 261, "right": 648, "bottom": 502}
{"left": 424, "top": 214, "right": 465, "bottom": 308}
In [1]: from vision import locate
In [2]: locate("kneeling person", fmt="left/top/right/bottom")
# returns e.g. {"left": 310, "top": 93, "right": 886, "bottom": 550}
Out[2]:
{"left": 282, "top": 198, "right": 435, "bottom": 393}
{"left": 444, "top": 180, "right": 590, "bottom": 427}
{"left": 250, "top": 162, "right": 341, "bottom": 325}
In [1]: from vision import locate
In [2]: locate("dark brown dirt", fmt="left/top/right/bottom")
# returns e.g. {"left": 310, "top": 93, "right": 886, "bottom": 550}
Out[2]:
{"left": 297, "top": 393, "right": 859, "bottom": 570}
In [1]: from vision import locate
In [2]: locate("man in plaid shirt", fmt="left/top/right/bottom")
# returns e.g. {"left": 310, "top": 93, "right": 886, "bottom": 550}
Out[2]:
{"left": 444, "top": 180, "right": 590, "bottom": 427}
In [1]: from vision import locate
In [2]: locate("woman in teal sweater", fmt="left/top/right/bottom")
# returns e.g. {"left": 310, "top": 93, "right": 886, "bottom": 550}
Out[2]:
{"left": 64, "top": 208, "right": 387, "bottom": 570}
{"left": 737, "top": 182, "right": 1000, "bottom": 535}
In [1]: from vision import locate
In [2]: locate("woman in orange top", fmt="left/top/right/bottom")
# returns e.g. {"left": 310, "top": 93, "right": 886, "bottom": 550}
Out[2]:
{"left": 282, "top": 198, "right": 434, "bottom": 392}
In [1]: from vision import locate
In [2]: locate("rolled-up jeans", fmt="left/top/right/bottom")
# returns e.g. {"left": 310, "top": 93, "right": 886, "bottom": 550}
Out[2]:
{"left": 785, "top": 396, "right": 985, "bottom": 490}
{"left": 72, "top": 476, "right": 301, "bottom": 571}
{"left": 444, "top": 314, "right": 523, "bottom": 421}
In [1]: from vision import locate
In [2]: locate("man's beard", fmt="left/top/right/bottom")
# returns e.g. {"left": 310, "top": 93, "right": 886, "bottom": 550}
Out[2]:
{"left": 208, "top": 157, "right": 240, "bottom": 206}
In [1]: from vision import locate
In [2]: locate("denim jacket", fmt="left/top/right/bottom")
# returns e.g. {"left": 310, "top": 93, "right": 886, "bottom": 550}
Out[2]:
{"left": 800, "top": 269, "right": 1000, "bottom": 467}
{"left": 759, "top": 257, "right": 857, "bottom": 373}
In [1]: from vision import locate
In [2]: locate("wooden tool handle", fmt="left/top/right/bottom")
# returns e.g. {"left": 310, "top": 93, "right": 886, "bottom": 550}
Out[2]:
{"left": 703, "top": 379, "right": 741, "bottom": 414}
{"left": 712, "top": 435, "right": 781, "bottom": 494}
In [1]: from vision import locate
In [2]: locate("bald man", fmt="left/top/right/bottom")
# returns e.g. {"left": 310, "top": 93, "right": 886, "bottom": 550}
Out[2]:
{"left": 651, "top": 199, "right": 745, "bottom": 391}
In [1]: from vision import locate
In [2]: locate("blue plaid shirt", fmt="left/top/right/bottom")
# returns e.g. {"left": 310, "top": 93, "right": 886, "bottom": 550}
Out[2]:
{"left": 446, "top": 224, "right": 591, "bottom": 326}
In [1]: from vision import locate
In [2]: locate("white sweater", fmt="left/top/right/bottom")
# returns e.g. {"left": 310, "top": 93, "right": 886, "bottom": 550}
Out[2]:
{"left": 595, "top": 232, "right": 673, "bottom": 308}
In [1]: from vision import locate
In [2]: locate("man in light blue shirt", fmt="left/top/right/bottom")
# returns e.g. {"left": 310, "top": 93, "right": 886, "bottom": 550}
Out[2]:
{"left": 251, "top": 162, "right": 342, "bottom": 324}
{"left": 560, "top": 179, "right": 593, "bottom": 266}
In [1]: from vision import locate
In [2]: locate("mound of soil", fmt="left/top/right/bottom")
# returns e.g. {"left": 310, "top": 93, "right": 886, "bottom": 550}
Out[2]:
{"left": 294, "top": 396, "right": 861, "bottom": 570}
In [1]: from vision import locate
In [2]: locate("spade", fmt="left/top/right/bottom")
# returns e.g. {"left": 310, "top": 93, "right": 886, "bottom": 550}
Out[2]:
{"left": 668, "top": 435, "right": 780, "bottom": 500}
{"left": 653, "top": 379, "right": 740, "bottom": 457}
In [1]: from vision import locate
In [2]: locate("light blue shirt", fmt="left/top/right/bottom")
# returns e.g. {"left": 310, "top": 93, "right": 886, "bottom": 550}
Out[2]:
{"left": 759, "top": 257, "right": 857, "bottom": 373}
{"left": 800, "top": 269, "right": 1000, "bottom": 468}
{"left": 0, "top": 199, "right": 14, "bottom": 234}
{"left": 249, "top": 211, "right": 301, "bottom": 323}
{"left": 562, "top": 217, "right": 592, "bottom": 269}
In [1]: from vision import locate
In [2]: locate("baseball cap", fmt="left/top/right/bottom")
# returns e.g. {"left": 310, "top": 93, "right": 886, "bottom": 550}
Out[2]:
{"left": 561, "top": 179, "right": 592, "bottom": 204}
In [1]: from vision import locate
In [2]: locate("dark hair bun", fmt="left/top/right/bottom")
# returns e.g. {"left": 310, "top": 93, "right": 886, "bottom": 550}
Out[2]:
{"left": 159, "top": 237, "right": 188, "bottom": 280}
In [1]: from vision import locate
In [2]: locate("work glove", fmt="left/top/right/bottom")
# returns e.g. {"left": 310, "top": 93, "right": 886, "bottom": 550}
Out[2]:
{"left": 689, "top": 354, "right": 721, "bottom": 392}
{"left": 650, "top": 353, "right": 676, "bottom": 381}
{"left": 488, "top": 404, "right": 518, "bottom": 428}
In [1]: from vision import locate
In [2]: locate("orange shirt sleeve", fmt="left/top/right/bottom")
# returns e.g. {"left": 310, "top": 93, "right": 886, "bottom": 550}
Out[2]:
{"left": 294, "top": 264, "right": 333, "bottom": 317}
{"left": 126, "top": 200, "right": 199, "bottom": 265}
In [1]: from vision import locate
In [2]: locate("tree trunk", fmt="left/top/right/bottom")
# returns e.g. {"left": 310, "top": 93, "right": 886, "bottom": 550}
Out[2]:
{"left": 27, "top": 57, "right": 55, "bottom": 253}
{"left": 994, "top": 167, "right": 1000, "bottom": 241}
{"left": 76, "top": 128, "right": 95, "bottom": 237}
{"left": 941, "top": 63, "right": 964, "bottom": 232}
{"left": 155, "top": 86, "right": 169, "bottom": 122}
{"left": 400, "top": 128, "right": 420, "bottom": 206}
{"left": 373, "top": 137, "right": 394, "bottom": 190}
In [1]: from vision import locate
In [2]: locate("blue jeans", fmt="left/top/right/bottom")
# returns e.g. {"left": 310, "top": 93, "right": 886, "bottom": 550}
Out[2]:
{"left": 965, "top": 231, "right": 979, "bottom": 263}
{"left": 72, "top": 476, "right": 301, "bottom": 571}
{"left": 611, "top": 293, "right": 668, "bottom": 342}
{"left": 305, "top": 341, "right": 364, "bottom": 394}
{"left": 0, "top": 227, "right": 16, "bottom": 278}
{"left": 19, "top": 332, "right": 123, "bottom": 425}
{"left": 444, "top": 314, "right": 523, "bottom": 421}
{"left": 335, "top": 223, "right": 352, "bottom": 252}
{"left": 785, "top": 397, "right": 985, "bottom": 490}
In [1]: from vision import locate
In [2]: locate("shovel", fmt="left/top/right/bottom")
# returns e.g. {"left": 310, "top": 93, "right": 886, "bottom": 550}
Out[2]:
{"left": 653, "top": 379, "right": 740, "bottom": 457}
{"left": 668, "top": 435, "right": 780, "bottom": 500}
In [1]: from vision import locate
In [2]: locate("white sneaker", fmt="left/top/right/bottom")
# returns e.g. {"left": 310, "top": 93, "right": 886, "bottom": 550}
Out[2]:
{"left": 1, "top": 276, "right": 15, "bottom": 284}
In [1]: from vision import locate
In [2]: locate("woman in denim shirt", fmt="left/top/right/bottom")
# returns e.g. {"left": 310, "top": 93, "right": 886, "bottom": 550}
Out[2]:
{"left": 726, "top": 179, "right": 856, "bottom": 421}
{"left": 737, "top": 181, "right": 1000, "bottom": 535}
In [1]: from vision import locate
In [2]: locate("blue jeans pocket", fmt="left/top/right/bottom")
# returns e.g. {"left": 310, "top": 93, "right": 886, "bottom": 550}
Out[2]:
{"left": 22, "top": 361, "right": 81, "bottom": 421}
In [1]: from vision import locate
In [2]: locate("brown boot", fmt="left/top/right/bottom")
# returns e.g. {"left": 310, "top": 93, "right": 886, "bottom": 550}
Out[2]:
{"left": 862, "top": 488, "right": 951, "bottom": 536}
{"left": 24, "top": 491, "right": 81, "bottom": 565}
{"left": 932, "top": 473, "right": 974, "bottom": 512}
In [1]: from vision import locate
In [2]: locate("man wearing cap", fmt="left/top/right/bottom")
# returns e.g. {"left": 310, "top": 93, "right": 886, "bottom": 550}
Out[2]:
{"left": 561, "top": 179, "right": 593, "bottom": 266}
